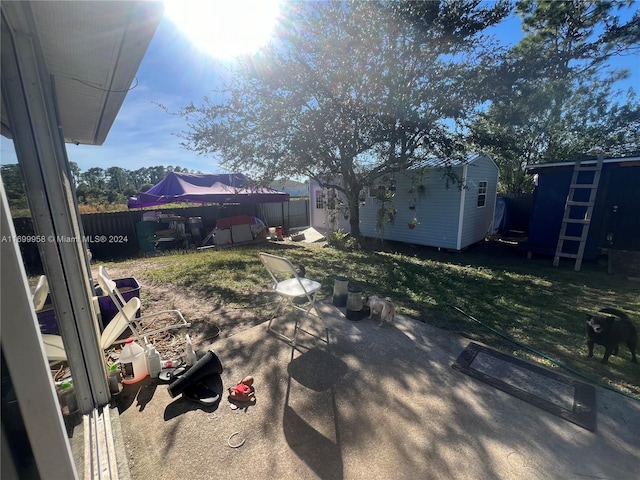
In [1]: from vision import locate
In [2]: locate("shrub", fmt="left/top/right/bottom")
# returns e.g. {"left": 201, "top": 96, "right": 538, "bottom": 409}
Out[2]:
{"left": 326, "top": 228, "right": 360, "bottom": 251}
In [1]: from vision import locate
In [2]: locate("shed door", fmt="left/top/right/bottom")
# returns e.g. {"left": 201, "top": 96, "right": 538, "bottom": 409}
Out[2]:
{"left": 599, "top": 164, "right": 640, "bottom": 250}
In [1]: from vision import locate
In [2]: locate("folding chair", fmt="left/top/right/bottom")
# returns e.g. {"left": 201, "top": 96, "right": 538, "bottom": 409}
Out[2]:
{"left": 258, "top": 252, "right": 327, "bottom": 346}
{"left": 97, "top": 266, "right": 190, "bottom": 340}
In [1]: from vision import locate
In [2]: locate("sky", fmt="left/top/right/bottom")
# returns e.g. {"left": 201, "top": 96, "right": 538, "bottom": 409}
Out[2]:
{"left": 1, "top": 1, "right": 638, "bottom": 175}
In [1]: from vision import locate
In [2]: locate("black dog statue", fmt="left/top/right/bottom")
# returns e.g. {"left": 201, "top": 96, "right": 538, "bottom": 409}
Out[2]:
{"left": 586, "top": 307, "right": 637, "bottom": 364}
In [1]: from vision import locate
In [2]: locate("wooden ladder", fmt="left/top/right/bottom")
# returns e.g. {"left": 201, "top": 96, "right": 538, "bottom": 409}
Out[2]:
{"left": 553, "top": 154, "right": 604, "bottom": 271}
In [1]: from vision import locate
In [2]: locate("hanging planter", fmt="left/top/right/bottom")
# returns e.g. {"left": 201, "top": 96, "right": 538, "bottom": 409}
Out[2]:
{"left": 408, "top": 217, "right": 419, "bottom": 229}
{"left": 376, "top": 203, "right": 396, "bottom": 232}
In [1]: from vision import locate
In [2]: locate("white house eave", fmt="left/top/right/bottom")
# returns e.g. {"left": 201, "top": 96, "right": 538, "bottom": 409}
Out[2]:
{"left": 1, "top": 1, "right": 163, "bottom": 146}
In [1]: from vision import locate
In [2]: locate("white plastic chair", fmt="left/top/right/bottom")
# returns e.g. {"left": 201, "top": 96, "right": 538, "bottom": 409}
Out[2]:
{"left": 32, "top": 275, "right": 50, "bottom": 311}
{"left": 259, "top": 252, "right": 327, "bottom": 346}
{"left": 97, "top": 266, "right": 190, "bottom": 340}
{"left": 42, "top": 298, "right": 143, "bottom": 362}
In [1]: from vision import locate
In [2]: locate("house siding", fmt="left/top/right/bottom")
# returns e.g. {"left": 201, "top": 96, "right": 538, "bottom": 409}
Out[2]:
{"left": 311, "top": 153, "right": 498, "bottom": 250}
{"left": 459, "top": 157, "right": 499, "bottom": 249}
{"left": 359, "top": 166, "right": 464, "bottom": 249}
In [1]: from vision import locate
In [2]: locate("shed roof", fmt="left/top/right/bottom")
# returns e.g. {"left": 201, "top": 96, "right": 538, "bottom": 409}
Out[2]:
{"left": 526, "top": 156, "right": 640, "bottom": 173}
{"left": 413, "top": 152, "right": 494, "bottom": 169}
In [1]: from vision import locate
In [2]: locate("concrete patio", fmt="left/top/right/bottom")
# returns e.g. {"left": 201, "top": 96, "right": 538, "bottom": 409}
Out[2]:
{"left": 113, "top": 300, "right": 640, "bottom": 480}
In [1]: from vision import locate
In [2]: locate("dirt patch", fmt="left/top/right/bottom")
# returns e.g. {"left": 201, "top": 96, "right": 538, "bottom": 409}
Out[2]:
{"left": 94, "top": 262, "right": 271, "bottom": 351}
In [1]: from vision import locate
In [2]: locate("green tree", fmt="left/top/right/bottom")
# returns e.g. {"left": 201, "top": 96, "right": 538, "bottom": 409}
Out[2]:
{"left": 174, "top": 1, "right": 509, "bottom": 238}
{"left": 0, "top": 163, "right": 28, "bottom": 210}
{"left": 81, "top": 167, "right": 106, "bottom": 190}
{"left": 105, "top": 166, "right": 129, "bottom": 193}
{"left": 470, "top": 0, "right": 640, "bottom": 193}
{"left": 69, "top": 161, "right": 81, "bottom": 187}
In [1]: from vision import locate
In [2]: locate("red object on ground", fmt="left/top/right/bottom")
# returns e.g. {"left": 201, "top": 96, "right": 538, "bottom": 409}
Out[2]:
{"left": 234, "top": 383, "right": 252, "bottom": 395}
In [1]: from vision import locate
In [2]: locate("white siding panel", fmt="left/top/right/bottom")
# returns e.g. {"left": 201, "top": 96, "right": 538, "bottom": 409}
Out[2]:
{"left": 459, "top": 156, "right": 499, "bottom": 248}
{"left": 319, "top": 153, "right": 497, "bottom": 250}
{"left": 360, "top": 167, "right": 463, "bottom": 249}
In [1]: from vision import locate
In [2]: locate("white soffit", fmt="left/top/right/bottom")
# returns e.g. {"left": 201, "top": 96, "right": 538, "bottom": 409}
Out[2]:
{"left": 1, "top": 1, "right": 163, "bottom": 146}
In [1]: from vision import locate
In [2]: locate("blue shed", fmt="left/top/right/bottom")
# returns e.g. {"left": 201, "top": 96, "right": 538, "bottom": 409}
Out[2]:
{"left": 526, "top": 156, "right": 640, "bottom": 259}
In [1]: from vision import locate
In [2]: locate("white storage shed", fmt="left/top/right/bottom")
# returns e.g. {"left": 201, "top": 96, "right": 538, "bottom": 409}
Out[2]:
{"left": 310, "top": 153, "right": 498, "bottom": 250}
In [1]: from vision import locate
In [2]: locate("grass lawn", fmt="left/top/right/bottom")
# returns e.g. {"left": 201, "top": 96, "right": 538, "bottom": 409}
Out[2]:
{"left": 104, "top": 238, "right": 640, "bottom": 398}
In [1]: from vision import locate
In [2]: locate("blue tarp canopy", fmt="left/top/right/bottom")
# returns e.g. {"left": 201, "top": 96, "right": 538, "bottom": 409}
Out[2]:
{"left": 127, "top": 172, "right": 289, "bottom": 208}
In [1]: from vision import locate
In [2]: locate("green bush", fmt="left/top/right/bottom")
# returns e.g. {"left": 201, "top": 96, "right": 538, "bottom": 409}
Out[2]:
{"left": 326, "top": 228, "right": 359, "bottom": 251}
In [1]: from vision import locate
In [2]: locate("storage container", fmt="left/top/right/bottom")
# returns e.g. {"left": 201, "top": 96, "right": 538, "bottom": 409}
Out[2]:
{"left": 346, "top": 284, "right": 365, "bottom": 321}
{"left": 108, "top": 364, "right": 121, "bottom": 395}
{"left": 333, "top": 276, "right": 349, "bottom": 307}
{"left": 38, "top": 277, "right": 141, "bottom": 334}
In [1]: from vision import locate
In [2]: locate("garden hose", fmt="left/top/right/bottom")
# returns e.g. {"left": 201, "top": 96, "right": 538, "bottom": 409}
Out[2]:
{"left": 448, "top": 304, "right": 640, "bottom": 402}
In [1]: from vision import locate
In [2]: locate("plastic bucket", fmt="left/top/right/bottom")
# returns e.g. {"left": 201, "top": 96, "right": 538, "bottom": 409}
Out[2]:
{"left": 346, "top": 284, "right": 365, "bottom": 320}
{"left": 333, "top": 276, "right": 349, "bottom": 307}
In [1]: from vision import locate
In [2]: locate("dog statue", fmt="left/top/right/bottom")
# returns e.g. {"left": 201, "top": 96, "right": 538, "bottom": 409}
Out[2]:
{"left": 364, "top": 295, "right": 396, "bottom": 327}
{"left": 586, "top": 307, "right": 637, "bottom": 364}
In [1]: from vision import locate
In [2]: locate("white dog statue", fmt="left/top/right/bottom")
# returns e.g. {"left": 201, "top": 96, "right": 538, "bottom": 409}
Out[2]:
{"left": 364, "top": 295, "right": 396, "bottom": 326}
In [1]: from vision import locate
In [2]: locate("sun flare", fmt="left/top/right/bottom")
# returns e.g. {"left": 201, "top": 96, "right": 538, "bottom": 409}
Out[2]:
{"left": 164, "top": 0, "right": 281, "bottom": 58}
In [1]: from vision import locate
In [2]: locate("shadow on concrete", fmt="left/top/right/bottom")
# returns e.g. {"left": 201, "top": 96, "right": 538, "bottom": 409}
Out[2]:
{"left": 114, "top": 299, "right": 640, "bottom": 480}
{"left": 284, "top": 346, "right": 348, "bottom": 479}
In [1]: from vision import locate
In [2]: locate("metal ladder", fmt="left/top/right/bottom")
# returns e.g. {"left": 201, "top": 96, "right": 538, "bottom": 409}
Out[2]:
{"left": 553, "top": 154, "right": 604, "bottom": 271}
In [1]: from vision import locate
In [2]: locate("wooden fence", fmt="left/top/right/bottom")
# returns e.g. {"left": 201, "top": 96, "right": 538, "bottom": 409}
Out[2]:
{"left": 14, "top": 200, "right": 309, "bottom": 273}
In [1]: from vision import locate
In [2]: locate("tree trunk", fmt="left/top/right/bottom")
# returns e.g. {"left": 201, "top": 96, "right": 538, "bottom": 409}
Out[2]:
{"left": 346, "top": 191, "right": 361, "bottom": 239}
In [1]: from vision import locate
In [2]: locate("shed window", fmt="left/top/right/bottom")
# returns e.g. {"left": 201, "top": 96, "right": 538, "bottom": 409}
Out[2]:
{"left": 369, "top": 185, "right": 389, "bottom": 199}
{"left": 315, "top": 189, "right": 324, "bottom": 209}
{"left": 477, "top": 181, "right": 487, "bottom": 207}
{"left": 317, "top": 189, "right": 337, "bottom": 210}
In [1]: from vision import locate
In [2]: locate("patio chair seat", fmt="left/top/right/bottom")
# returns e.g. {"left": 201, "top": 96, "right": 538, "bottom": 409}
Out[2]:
{"left": 274, "top": 277, "right": 321, "bottom": 298}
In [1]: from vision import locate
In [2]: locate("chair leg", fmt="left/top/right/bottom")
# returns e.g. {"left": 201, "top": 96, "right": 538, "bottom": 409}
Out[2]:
{"left": 266, "top": 298, "right": 298, "bottom": 345}
{"left": 267, "top": 316, "right": 298, "bottom": 345}
{"left": 266, "top": 294, "right": 328, "bottom": 347}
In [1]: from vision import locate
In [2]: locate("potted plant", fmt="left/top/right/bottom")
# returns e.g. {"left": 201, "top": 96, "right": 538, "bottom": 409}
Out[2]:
{"left": 408, "top": 217, "right": 419, "bottom": 229}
